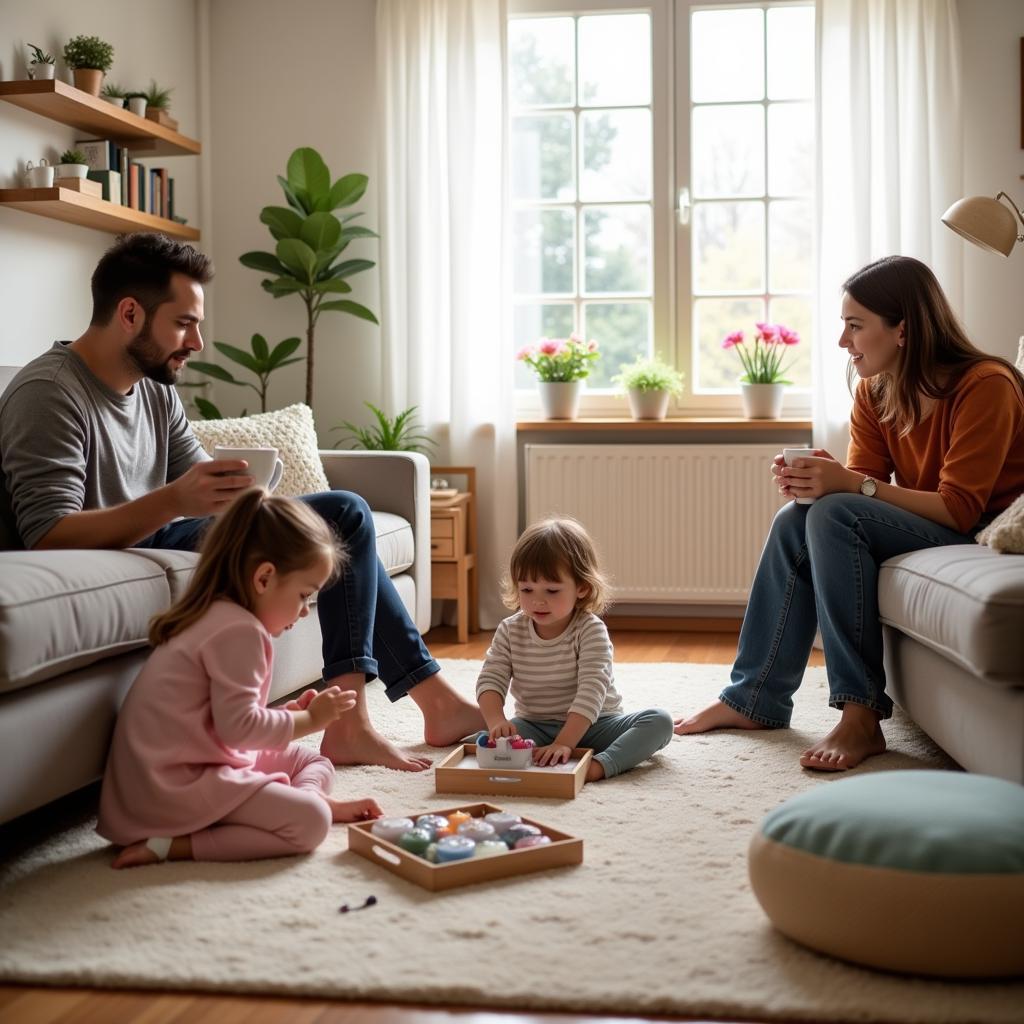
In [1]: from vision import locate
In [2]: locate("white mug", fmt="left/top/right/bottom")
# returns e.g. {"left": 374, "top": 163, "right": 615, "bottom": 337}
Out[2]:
{"left": 213, "top": 445, "right": 284, "bottom": 493}
{"left": 782, "top": 447, "right": 819, "bottom": 505}
{"left": 24, "top": 159, "right": 53, "bottom": 188}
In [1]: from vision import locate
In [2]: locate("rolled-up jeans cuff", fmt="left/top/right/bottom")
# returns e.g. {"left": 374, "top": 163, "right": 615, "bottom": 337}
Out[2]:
{"left": 323, "top": 657, "right": 379, "bottom": 684}
{"left": 382, "top": 659, "right": 442, "bottom": 702}
{"left": 719, "top": 692, "right": 789, "bottom": 729}
{"left": 829, "top": 693, "right": 892, "bottom": 720}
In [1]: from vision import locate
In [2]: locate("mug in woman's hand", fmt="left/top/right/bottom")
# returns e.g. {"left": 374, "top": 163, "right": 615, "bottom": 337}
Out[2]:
{"left": 782, "top": 447, "right": 819, "bottom": 505}
{"left": 213, "top": 445, "right": 284, "bottom": 492}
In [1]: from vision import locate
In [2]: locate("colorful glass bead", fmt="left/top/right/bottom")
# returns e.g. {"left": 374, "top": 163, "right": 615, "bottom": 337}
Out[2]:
{"left": 446, "top": 810, "right": 472, "bottom": 831}
{"left": 500, "top": 823, "right": 541, "bottom": 848}
{"left": 415, "top": 814, "right": 452, "bottom": 840}
{"left": 457, "top": 820, "right": 497, "bottom": 843}
{"left": 474, "top": 840, "right": 509, "bottom": 858}
{"left": 483, "top": 811, "right": 521, "bottom": 833}
{"left": 435, "top": 836, "right": 476, "bottom": 862}
{"left": 514, "top": 834, "right": 552, "bottom": 850}
{"left": 370, "top": 817, "right": 415, "bottom": 843}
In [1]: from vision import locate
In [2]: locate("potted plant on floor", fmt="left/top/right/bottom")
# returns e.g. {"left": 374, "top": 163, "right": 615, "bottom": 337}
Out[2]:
{"left": 54, "top": 149, "right": 90, "bottom": 181}
{"left": 722, "top": 322, "right": 801, "bottom": 419}
{"left": 332, "top": 404, "right": 437, "bottom": 454}
{"left": 613, "top": 355, "right": 685, "bottom": 420}
{"left": 27, "top": 44, "right": 56, "bottom": 80}
{"left": 62, "top": 35, "right": 114, "bottom": 96}
{"left": 517, "top": 334, "right": 600, "bottom": 419}
{"left": 142, "top": 80, "right": 177, "bottom": 129}
{"left": 100, "top": 81, "right": 128, "bottom": 107}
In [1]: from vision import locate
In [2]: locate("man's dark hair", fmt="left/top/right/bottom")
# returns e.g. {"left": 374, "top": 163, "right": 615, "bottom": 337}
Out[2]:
{"left": 90, "top": 233, "right": 213, "bottom": 326}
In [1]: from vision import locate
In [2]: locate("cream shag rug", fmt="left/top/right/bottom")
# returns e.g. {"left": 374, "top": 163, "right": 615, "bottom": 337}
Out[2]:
{"left": 2, "top": 661, "right": 1022, "bottom": 1022}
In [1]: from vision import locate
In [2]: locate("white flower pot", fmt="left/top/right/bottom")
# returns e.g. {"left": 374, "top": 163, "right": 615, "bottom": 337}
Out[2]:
{"left": 537, "top": 380, "right": 583, "bottom": 420}
{"left": 24, "top": 160, "right": 53, "bottom": 188}
{"left": 627, "top": 388, "right": 671, "bottom": 420}
{"left": 127, "top": 96, "right": 147, "bottom": 117}
{"left": 55, "top": 163, "right": 88, "bottom": 179}
{"left": 30, "top": 63, "right": 56, "bottom": 80}
{"left": 103, "top": 95, "right": 127, "bottom": 107}
{"left": 740, "top": 382, "right": 785, "bottom": 419}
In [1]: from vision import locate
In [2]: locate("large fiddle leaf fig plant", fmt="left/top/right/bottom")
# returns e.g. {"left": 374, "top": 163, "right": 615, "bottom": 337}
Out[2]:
{"left": 240, "top": 147, "right": 378, "bottom": 408}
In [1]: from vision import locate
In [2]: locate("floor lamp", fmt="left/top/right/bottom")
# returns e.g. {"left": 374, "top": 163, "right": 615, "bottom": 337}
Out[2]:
{"left": 941, "top": 191, "right": 1024, "bottom": 257}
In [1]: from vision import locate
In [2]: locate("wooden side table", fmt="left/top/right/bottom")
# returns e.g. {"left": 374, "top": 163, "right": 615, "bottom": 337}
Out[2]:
{"left": 429, "top": 466, "right": 479, "bottom": 643}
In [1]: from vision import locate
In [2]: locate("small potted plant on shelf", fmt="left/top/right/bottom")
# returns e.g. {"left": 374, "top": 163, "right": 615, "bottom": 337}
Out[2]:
{"left": 517, "top": 333, "right": 600, "bottom": 419}
{"left": 612, "top": 355, "right": 685, "bottom": 420}
{"left": 722, "top": 321, "right": 801, "bottom": 419}
{"left": 27, "top": 44, "right": 56, "bottom": 80}
{"left": 100, "top": 81, "right": 128, "bottom": 107}
{"left": 62, "top": 34, "right": 114, "bottom": 96}
{"left": 54, "top": 149, "right": 90, "bottom": 181}
{"left": 124, "top": 91, "right": 148, "bottom": 117}
{"left": 142, "top": 80, "right": 177, "bottom": 130}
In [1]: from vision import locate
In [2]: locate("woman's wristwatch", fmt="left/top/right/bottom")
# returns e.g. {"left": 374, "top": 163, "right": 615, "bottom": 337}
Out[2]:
{"left": 859, "top": 476, "right": 878, "bottom": 497}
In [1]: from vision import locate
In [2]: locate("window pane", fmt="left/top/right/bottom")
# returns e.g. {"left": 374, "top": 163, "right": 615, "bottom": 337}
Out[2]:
{"left": 769, "top": 200, "right": 812, "bottom": 292}
{"left": 579, "top": 13, "right": 651, "bottom": 106}
{"left": 691, "top": 9, "right": 764, "bottom": 103}
{"left": 768, "top": 102, "right": 813, "bottom": 196}
{"left": 514, "top": 303, "right": 575, "bottom": 388}
{"left": 509, "top": 17, "right": 575, "bottom": 107}
{"left": 580, "top": 109, "right": 651, "bottom": 201}
{"left": 693, "top": 202, "right": 765, "bottom": 293}
{"left": 583, "top": 205, "right": 651, "bottom": 294}
{"left": 583, "top": 302, "right": 651, "bottom": 388}
{"left": 768, "top": 296, "right": 812, "bottom": 388}
{"left": 767, "top": 7, "right": 815, "bottom": 100}
{"left": 693, "top": 297, "right": 765, "bottom": 390}
{"left": 512, "top": 114, "right": 574, "bottom": 201}
{"left": 514, "top": 208, "right": 575, "bottom": 294}
{"left": 693, "top": 105, "right": 764, "bottom": 199}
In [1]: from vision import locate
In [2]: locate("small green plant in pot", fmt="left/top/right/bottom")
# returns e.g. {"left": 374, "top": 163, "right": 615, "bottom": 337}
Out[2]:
{"left": 124, "top": 91, "right": 148, "bottom": 117}
{"left": 27, "top": 44, "right": 56, "bottom": 80}
{"left": 100, "top": 81, "right": 128, "bottom": 106}
{"left": 62, "top": 35, "right": 114, "bottom": 95}
{"left": 333, "top": 404, "right": 436, "bottom": 454}
{"left": 612, "top": 355, "right": 685, "bottom": 420}
{"left": 56, "top": 148, "right": 90, "bottom": 180}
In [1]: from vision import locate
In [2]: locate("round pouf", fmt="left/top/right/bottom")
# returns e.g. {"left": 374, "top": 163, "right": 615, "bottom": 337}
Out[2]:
{"left": 748, "top": 770, "right": 1024, "bottom": 978}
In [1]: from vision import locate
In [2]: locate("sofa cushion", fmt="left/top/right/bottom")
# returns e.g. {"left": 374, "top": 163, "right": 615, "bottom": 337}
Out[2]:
{"left": 0, "top": 551, "right": 171, "bottom": 693}
{"left": 879, "top": 545, "right": 1024, "bottom": 684}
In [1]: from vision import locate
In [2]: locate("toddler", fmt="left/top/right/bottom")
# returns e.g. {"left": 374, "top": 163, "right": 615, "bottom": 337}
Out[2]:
{"left": 477, "top": 517, "right": 673, "bottom": 781}
{"left": 98, "top": 488, "right": 382, "bottom": 868}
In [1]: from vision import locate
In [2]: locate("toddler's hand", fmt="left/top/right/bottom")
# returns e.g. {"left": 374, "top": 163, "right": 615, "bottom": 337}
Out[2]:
{"left": 308, "top": 686, "right": 358, "bottom": 728}
{"left": 327, "top": 796, "right": 384, "bottom": 824}
{"left": 489, "top": 720, "right": 518, "bottom": 741}
{"left": 284, "top": 688, "right": 318, "bottom": 711}
{"left": 533, "top": 743, "right": 572, "bottom": 766}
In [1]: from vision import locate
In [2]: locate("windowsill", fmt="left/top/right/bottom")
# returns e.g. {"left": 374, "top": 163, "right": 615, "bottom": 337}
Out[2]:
{"left": 517, "top": 416, "right": 812, "bottom": 432}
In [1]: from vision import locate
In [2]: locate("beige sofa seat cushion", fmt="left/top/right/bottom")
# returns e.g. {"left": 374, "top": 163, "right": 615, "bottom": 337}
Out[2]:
{"left": 879, "top": 545, "right": 1024, "bottom": 685}
{"left": 0, "top": 551, "right": 170, "bottom": 693}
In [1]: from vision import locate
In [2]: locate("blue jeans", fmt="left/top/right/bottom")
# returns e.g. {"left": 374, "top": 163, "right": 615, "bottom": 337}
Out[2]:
{"left": 510, "top": 708, "right": 674, "bottom": 779}
{"left": 136, "top": 491, "right": 440, "bottom": 700}
{"left": 720, "top": 494, "right": 975, "bottom": 727}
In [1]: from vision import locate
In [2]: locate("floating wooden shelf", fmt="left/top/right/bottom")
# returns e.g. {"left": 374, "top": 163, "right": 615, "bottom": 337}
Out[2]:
{"left": 0, "top": 187, "right": 200, "bottom": 240}
{"left": 0, "top": 79, "right": 201, "bottom": 157}
{"left": 516, "top": 417, "right": 813, "bottom": 432}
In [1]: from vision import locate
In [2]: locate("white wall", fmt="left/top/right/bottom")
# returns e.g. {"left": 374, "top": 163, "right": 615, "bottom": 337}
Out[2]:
{"left": 958, "top": 0, "right": 1024, "bottom": 361}
{"left": 0, "top": 0, "right": 201, "bottom": 367}
{"left": 204, "top": 0, "right": 381, "bottom": 440}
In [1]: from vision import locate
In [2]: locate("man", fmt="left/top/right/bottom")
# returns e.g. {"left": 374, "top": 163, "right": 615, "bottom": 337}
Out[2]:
{"left": 0, "top": 232, "right": 483, "bottom": 770}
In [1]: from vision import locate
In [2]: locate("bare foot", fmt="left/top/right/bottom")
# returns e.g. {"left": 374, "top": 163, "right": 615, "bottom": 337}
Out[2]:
{"left": 409, "top": 674, "right": 486, "bottom": 746}
{"left": 321, "top": 722, "right": 432, "bottom": 771}
{"left": 327, "top": 796, "right": 384, "bottom": 824}
{"left": 800, "top": 704, "right": 886, "bottom": 771}
{"left": 673, "top": 700, "right": 769, "bottom": 735}
{"left": 585, "top": 759, "right": 606, "bottom": 782}
{"left": 111, "top": 841, "right": 160, "bottom": 869}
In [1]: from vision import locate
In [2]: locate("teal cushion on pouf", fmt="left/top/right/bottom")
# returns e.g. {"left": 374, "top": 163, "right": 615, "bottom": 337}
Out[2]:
{"left": 748, "top": 771, "right": 1024, "bottom": 978}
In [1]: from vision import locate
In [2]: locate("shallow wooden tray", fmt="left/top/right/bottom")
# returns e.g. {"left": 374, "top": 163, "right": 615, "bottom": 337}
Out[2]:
{"left": 434, "top": 744, "right": 592, "bottom": 799}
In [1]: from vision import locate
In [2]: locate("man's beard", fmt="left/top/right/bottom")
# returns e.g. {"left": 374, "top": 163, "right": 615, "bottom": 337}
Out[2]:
{"left": 125, "top": 323, "right": 189, "bottom": 386}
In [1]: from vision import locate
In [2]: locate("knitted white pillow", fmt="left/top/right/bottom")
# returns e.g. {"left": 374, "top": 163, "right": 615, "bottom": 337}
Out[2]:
{"left": 976, "top": 493, "right": 1024, "bottom": 554}
{"left": 189, "top": 403, "right": 331, "bottom": 498}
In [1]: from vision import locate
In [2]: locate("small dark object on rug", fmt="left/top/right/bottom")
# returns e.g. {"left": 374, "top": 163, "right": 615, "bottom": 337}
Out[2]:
{"left": 339, "top": 895, "right": 378, "bottom": 914}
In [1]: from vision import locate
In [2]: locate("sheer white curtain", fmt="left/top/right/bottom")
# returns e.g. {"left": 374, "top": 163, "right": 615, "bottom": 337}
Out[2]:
{"left": 377, "top": 0, "right": 515, "bottom": 628}
{"left": 814, "top": 0, "right": 963, "bottom": 458}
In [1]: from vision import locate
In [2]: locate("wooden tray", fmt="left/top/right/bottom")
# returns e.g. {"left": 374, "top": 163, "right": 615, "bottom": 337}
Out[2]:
{"left": 347, "top": 801, "right": 583, "bottom": 891}
{"left": 434, "top": 744, "right": 592, "bottom": 799}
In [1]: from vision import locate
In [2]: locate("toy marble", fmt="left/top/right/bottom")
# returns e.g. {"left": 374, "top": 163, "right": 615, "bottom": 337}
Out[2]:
{"left": 475, "top": 732, "right": 536, "bottom": 769}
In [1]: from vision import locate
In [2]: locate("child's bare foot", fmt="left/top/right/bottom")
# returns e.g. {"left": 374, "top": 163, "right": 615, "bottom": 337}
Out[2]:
{"left": 328, "top": 797, "right": 384, "bottom": 824}
{"left": 585, "top": 759, "right": 606, "bottom": 782}
{"left": 800, "top": 704, "right": 886, "bottom": 771}
{"left": 111, "top": 841, "right": 160, "bottom": 869}
{"left": 673, "top": 700, "right": 769, "bottom": 735}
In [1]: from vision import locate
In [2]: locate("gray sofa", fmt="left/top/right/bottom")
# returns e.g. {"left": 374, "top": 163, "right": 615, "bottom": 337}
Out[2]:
{"left": 0, "top": 365, "right": 432, "bottom": 824}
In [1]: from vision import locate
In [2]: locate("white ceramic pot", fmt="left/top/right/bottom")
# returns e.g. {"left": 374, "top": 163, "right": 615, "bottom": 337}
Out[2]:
{"left": 103, "top": 95, "right": 127, "bottom": 107}
{"left": 24, "top": 160, "right": 53, "bottom": 188}
{"left": 740, "top": 382, "right": 785, "bottom": 419}
{"left": 30, "top": 63, "right": 56, "bottom": 80}
{"left": 537, "top": 380, "right": 583, "bottom": 420}
{"left": 55, "top": 163, "right": 88, "bottom": 179}
{"left": 627, "top": 388, "right": 671, "bottom": 420}
{"left": 127, "top": 96, "right": 147, "bottom": 117}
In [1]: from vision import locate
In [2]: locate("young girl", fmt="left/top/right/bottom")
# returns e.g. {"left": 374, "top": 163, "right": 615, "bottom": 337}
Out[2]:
{"left": 477, "top": 517, "right": 673, "bottom": 782}
{"left": 675, "top": 255, "right": 1024, "bottom": 771}
{"left": 98, "top": 489, "right": 383, "bottom": 868}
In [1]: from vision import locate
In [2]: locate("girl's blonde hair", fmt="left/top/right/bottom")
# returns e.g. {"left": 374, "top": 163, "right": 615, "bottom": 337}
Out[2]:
{"left": 501, "top": 516, "right": 610, "bottom": 615}
{"left": 148, "top": 489, "right": 345, "bottom": 645}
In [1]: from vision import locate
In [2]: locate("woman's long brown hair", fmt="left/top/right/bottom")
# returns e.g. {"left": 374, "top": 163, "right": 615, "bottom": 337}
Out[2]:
{"left": 148, "top": 489, "right": 345, "bottom": 645}
{"left": 844, "top": 255, "right": 1024, "bottom": 435}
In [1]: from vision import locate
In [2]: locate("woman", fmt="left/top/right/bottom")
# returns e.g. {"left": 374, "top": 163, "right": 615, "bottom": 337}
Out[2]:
{"left": 674, "top": 255, "right": 1024, "bottom": 770}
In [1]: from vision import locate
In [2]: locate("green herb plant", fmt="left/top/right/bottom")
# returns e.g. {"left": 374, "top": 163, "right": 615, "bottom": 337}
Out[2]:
{"left": 333, "top": 404, "right": 436, "bottom": 454}
{"left": 612, "top": 355, "right": 685, "bottom": 395}
{"left": 143, "top": 80, "right": 172, "bottom": 109}
{"left": 101, "top": 82, "right": 128, "bottom": 99}
{"left": 58, "top": 149, "right": 88, "bottom": 166}
{"left": 27, "top": 44, "right": 55, "bottom": 65}
{"left": 62, "top": 35, "right": 114, "bottom": 72}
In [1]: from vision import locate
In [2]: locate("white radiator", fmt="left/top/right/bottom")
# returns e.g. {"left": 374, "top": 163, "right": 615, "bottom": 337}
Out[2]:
{"left": 524, "top": 444, "right": 789, "bottom": 604}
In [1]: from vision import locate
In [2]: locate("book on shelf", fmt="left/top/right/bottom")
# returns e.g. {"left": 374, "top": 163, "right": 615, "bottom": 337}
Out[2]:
{"left": 86, "top": 170, "right": 122, "bottom": 205}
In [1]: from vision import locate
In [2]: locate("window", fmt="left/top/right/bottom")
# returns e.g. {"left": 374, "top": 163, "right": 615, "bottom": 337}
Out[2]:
{"left": 508, "top": 1, "right": 815, "bottom": 412}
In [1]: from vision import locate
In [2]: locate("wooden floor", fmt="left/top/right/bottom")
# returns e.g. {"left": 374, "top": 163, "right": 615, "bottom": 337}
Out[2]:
{"left": 0, "top": 625, "right": 823, "bottom": 1024}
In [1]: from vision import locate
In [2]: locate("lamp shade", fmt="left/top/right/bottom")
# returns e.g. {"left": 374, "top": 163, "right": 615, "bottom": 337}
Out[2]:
{"left": 941, "top": 196, "right": 1017, "bottom": 257}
